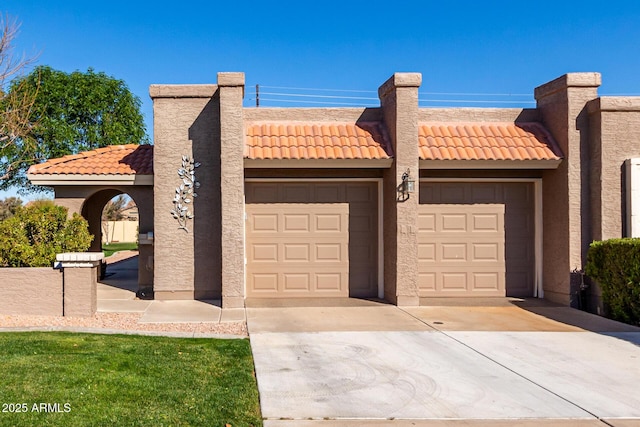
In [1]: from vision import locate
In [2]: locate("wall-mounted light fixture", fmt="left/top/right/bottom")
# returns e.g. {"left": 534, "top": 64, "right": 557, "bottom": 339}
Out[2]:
{"left": 397, "top": 168, "right": 415, "bottom": 201}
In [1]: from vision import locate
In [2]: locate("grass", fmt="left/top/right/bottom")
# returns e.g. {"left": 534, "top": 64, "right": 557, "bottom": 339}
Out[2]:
{"left": 102, "top": 242, "right": 138, "bottom": 257}
{"left": 0, "top": 332, "right": 262, "bottom": 426}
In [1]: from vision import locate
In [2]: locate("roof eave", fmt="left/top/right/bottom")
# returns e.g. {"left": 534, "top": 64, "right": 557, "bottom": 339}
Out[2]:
{"left": 419, "top": 159, "right": 562, "bottom": 170}
{"left": 244, "top": 158, "right": 393, "bottom": 168}
{"left": 27, "top": 174, "right": 154, "bottom": 186}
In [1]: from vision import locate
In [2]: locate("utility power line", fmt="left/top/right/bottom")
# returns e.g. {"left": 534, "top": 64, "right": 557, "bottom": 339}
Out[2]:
{"left": 251, "top": 84, "right": 536, "bottom": 107}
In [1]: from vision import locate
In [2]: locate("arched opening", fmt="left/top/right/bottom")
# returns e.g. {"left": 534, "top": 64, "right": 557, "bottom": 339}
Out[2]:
{"left": 81, "top": 188, "right": 153, "bottom": 299}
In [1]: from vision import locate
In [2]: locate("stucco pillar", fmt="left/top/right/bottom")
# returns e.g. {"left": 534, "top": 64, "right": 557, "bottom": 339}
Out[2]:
{"left": 150, "top": 84, "right": 219, "bottom": 300}
{"left": 56, "top": 252, "right": 103, "bottom": 317}
{"left": 534, "top": 73, "right": 600, "bottom": 306}
{"left": 379, "top": 73, "right": 421, "bottom": 306}
{"left": 218, "top": 72, "right": 246, "bottom": 308}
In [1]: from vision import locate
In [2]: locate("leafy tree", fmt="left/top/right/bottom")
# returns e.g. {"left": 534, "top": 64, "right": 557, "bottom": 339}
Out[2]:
{"left": 0, "top": 196, "right": 22, "bottom": 220}
{"left": 3, "top": 65, "right": 149, "bottom": 192}
{"left": 0, "top": 200, "right": 92, "bottom": 267}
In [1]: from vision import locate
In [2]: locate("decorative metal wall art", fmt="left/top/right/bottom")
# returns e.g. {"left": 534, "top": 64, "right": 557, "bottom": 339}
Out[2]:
{"left": 170, "top": 155, "right": 201, "bottom": 232}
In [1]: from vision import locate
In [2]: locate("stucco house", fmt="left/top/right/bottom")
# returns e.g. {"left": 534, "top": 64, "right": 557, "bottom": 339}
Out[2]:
{"left": 26, "top": 71, "right": 640, "bottom": 312}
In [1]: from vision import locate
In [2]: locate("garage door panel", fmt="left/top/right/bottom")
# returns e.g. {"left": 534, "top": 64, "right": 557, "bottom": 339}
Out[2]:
{"left": 473, "top": 243, "right": 501, "bottom": 261}
{"left": 440, "top": 214, "right": 468, "bottom": 232}
{"left": 251, "top": 274, "right": 278, "bottom": 292}
{"left": 283, "top": 244, "right": 310, "bottom": 262}
{"left": 251, "top": 214, "right": 279, "bottom": 232}
{"left": 418, "top": 213, "right": 436, "bottom": 231}
{"left": 251, "top": 244, "right": 279, "bottom": 262}
{"left": 419, "top": 272, "right": 437, "bottom": 291}
{"left": 315, "top": 214, "right": 345, "bottom": 232}
{"left": 418, "top": 243, "right": 436, "bottom": 261}
{"left": 441, "top": 243, "right": 467, "bottom": 261}
{"left": 283, "top": 214, "right": 310, "bottom": 232}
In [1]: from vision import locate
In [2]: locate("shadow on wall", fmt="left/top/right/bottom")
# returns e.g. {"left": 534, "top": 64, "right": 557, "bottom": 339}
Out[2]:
{"left": 190, "top": 96, "right": 222, "bottom": 300}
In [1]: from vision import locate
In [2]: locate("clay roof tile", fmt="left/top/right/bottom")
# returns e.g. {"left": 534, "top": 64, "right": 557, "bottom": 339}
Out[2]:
{"left": 418, "top": 122, "right": 562, "bottom": 162}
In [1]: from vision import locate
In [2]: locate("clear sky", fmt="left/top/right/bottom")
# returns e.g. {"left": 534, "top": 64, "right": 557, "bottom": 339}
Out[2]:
{"left": 3, "top": 0, "right": 640, "bottom": 199}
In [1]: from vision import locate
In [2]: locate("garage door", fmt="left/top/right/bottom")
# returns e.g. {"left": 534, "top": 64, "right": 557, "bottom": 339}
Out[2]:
{"left": 419, "top": 182, "right": 535, "bottom": 297}
{"left": 246, "top": 203, "right": 349, "bottom": 297}
{"left": 245, "top": 182, "right": 378, "bottom": 298}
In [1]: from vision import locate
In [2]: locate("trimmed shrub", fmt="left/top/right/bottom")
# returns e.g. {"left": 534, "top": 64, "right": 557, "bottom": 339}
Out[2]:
{"left": 0, "top": 201, "right": 92, "bottom": 267}
{"left": 585, "top": 238, "right": 640, "bottom": 326}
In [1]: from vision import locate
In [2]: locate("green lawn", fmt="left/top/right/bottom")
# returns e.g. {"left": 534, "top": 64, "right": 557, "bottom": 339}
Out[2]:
{"left": 0, "top": 332, "right": 262, "bottom": 426}
{"left": 102, "top": 242, "right": 138, "bottom": 257}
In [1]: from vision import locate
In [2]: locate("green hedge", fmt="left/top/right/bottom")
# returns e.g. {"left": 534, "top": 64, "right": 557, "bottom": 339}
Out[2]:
{"left": 585, "top": 238, "right": 640, "bottom": 326}
{"left": 0, "top": 201, "right": 92, "bottom": 267}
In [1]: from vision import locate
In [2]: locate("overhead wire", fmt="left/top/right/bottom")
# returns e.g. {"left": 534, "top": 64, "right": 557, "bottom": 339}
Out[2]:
{"left": 251, "top": 84, "right": 536, "bottom": 107}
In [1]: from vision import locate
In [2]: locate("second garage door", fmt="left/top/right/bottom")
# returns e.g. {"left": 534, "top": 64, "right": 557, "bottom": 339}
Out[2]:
{"left": 419, "top": 181, "right": 535, "bottom": 297}
{"left": 245, "top": 182, "right": 378, "bottom": 298}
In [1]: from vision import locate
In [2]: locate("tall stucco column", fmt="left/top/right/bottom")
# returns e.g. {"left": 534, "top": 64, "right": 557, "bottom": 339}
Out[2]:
{"left": 534, "top": 73, "right": 600, "bottom": 305}
{"left": 378, "top": 73, "right": 421, "bottom": 306}
{"left": 150, "top": 84, "right": 219, "bottom": 300}
{"left": 218, "top": 72, "right": 246, "bottom": 308}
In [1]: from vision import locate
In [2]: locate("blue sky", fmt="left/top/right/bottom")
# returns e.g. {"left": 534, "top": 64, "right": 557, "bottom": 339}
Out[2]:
{"left": 3, "top": 0, "right": 640, "bottom": 199}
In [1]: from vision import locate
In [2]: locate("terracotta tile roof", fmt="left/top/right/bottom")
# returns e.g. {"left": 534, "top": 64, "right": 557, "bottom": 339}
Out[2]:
{"left": 28, "top": 144, "right": 153, "bottom": 175}
{"left": 418, "top": 122, "right": 562, "bottom": 161}
{"left": 245, "top": 122, "right": 393, "bottom": 160}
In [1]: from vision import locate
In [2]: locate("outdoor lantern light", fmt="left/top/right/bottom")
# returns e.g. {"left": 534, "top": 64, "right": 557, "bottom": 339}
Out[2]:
{"left": 397, "top": 168, "right": 415, "bottom": 201}
{"left": 402, "top": 169, "right": 415, "bottom": 194}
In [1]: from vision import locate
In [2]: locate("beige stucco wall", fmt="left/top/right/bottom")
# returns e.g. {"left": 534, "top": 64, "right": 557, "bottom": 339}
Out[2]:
{"left": 418, "top": 107, "right": 540, "bottom": 123}
{"left": 534, "top": 73, "right": 600, "bottom": 305}
{"left": 0, "top": 268, "right": 63, "bottom": 316}
{"left": 150, "top": 84, "right": 221, "bottom": 300}
{"left": 244, "top": 107, "right": 381, "bottom": 122}
{"left": 588, "top": 97, "right": 640, "bottom": 241}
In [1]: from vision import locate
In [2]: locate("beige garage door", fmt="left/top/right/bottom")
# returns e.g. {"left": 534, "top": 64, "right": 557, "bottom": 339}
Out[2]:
{"left": 246, "top": 204, "right": 349, "bottom": 297}
{"left": 245, "top": 182, "right": 378, "bottom": 298}
{"left": 419, "top": 182, "right": 535, "bottom": 297}
{"left": 418, "top": 204, "right": 505, "bottom": 296}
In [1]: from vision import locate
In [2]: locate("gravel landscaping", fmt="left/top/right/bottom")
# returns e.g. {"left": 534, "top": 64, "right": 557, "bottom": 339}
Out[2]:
{"left": 0, "top": 312, "right": 247, "bottom": 337}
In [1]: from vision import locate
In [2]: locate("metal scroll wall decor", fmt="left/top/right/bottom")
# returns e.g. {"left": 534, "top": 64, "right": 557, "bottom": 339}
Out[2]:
{"left": 170, "top": 155, "right": 201, "bottom": 232}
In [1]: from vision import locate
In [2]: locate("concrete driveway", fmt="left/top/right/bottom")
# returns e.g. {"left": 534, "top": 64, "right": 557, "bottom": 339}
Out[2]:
{"left": 246, "top": 298, "right": 640, "bottom": 426}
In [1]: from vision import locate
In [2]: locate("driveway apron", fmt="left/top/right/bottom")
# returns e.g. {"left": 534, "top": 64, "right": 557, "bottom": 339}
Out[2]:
{"left": 246, "top": 299, "right": 640, "bottom": 426}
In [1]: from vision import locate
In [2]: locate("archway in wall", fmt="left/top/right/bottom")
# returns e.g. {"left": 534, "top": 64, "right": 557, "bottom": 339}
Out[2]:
{"left": 81, "top": 188, "right": 153, "bottom": 298}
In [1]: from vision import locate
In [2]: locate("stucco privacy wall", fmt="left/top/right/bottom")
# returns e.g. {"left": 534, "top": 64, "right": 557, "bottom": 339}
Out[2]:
{"left": 0, "top": 253, "right": 102, "bottom": 317}
{"left": 0, "top": 268, "right": 63, "bottom": 315}
{"left": 150, "top": 84, "right": 221, "bottom": 300}
{"left": 534, "top": 73, "right": 601, "bottom": 305}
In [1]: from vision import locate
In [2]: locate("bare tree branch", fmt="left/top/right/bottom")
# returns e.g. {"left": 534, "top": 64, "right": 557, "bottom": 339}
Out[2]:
{"left": 0, "top": 14, "right": 40, "bottom": 190}
{"left": 0, "top": 14, "right": 37, "bottom": 87}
